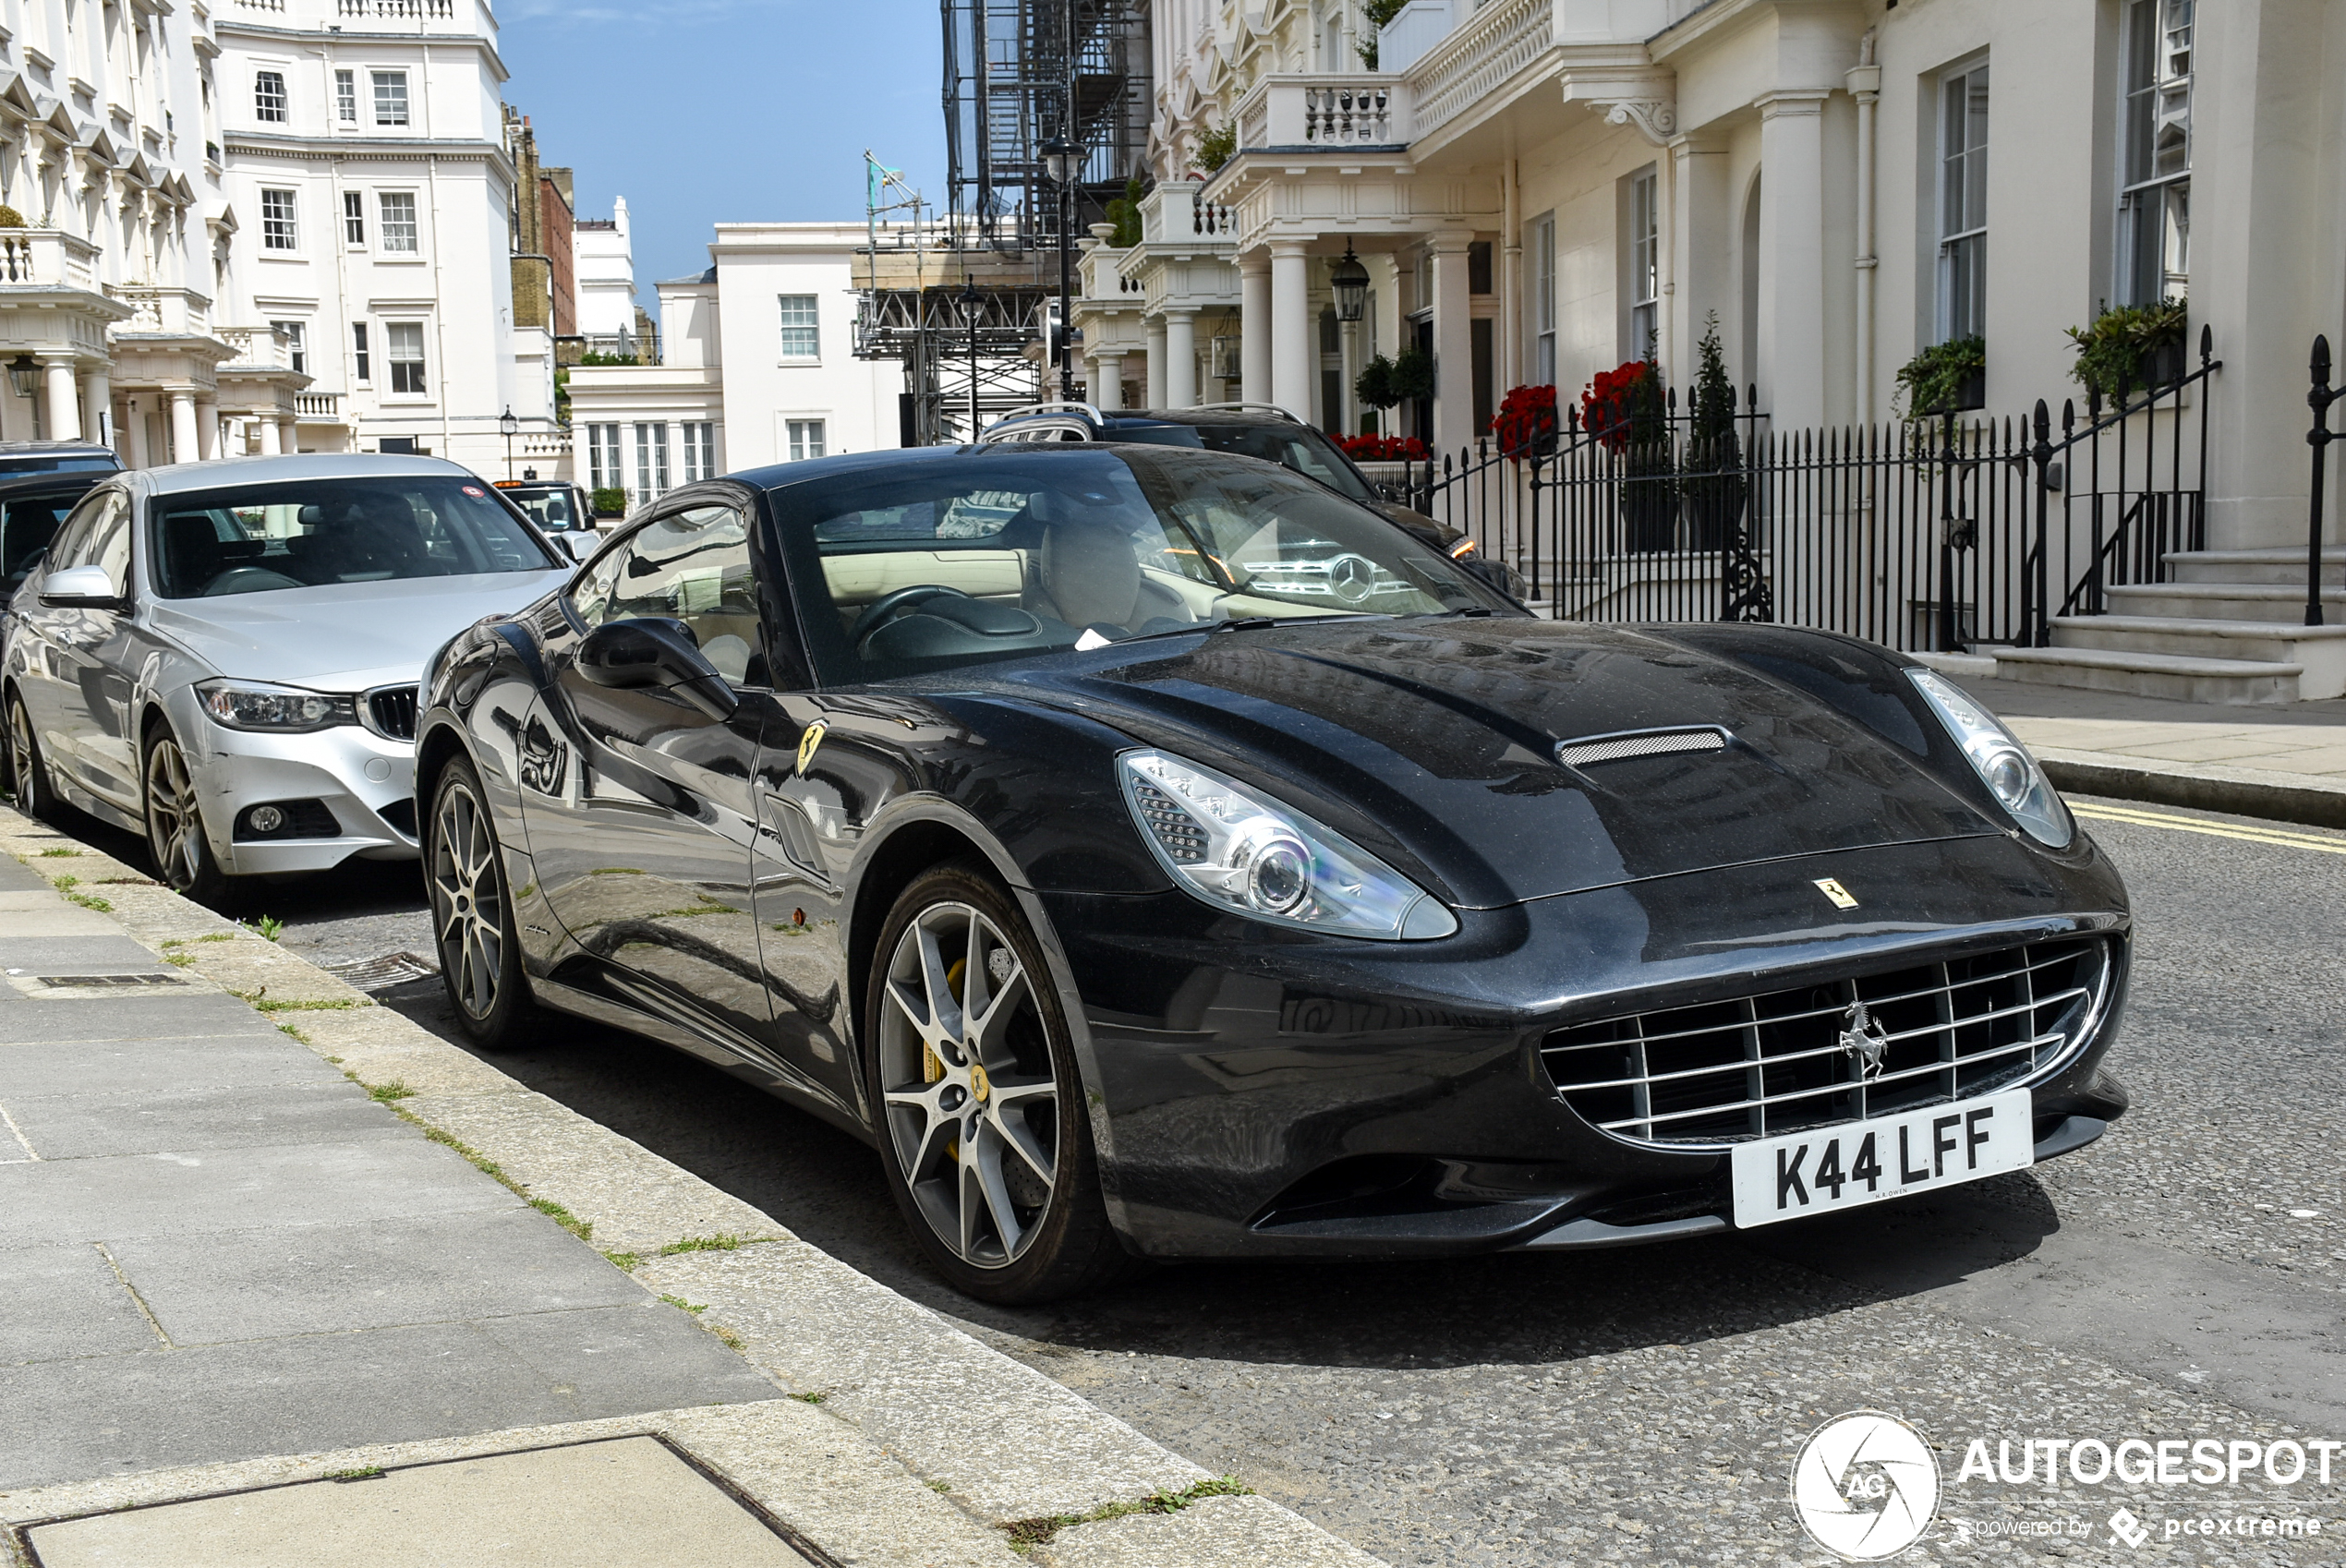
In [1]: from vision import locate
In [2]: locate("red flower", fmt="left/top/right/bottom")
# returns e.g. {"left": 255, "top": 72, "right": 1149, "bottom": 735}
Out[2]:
{"left": 1580, "top": 360, "right": 1657, "bottom": 452}
{"left": 1491, "top": 384, "right": 1557, "bottom": 462}
{"left": 1336, "top": 434, "right": 1430, "bottom": 462}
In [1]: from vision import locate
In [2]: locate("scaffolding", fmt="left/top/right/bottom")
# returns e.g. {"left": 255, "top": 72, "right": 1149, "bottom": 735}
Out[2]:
{"left": 852, "top": 0, "right": 1149, "bottom": 446}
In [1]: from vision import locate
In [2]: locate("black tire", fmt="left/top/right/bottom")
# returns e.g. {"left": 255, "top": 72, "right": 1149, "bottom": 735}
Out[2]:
{"left": 141, "top": 719, "right": 233, "bottom": 904}
{"left": 427, "top": 754, "right": 539, "bottom": 1050}
{"left": 864, "top": 861, "right": 1131, "bottom": 1304}
{"left": 7, "top": 689, "right": 63, "bottom": 824}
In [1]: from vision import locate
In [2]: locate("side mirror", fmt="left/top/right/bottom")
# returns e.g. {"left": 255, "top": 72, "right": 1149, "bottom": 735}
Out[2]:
{"left": 554, "top": 531, "right": 598, "bottom": 562}
{"left": 40, "top": 563, "right": 124, "bottom": 609}
{"left": 575, "top": 617, "right": 738, "bottom": 719}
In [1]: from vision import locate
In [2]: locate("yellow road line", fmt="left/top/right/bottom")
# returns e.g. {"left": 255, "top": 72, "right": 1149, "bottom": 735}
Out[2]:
{"left": 2070, "top": 802, "right": 2346, "bottom": 854}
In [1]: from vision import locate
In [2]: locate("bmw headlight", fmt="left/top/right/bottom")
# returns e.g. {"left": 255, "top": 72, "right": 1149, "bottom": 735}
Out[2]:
{"left": 1119, "top": 750, "right": 1458, "bottom": 940}
{"left": 1906, "top": 669, "right": 2073, "bottom": 848}
{"left": 195, "top": 680, "right": 359, "bottom": 733}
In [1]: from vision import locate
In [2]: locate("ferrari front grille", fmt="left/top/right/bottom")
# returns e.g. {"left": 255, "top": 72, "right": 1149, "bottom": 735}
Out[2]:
{"left": 1540, "top": 936, "right": 2111, "bottom": 1150}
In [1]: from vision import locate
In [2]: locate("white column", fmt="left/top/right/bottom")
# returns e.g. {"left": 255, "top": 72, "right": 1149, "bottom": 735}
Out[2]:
{"left": 1269, "top": 240, "right": 1313, "bottom": 421}
{"left": 1429, "top": 230, "right": 1477, "bottom": 453}
{"left": 279, "top": 417, "right": 297, "bottom": 455}
{"left": 42, "top": 358, "right": 81, "bottom": 442}
{"left": 195, "top": 398, "right": 218, "bottom": 461}
{"left": 254, "top": 409, "right": 281, "bottom": 455}
{"left": 1756, "top": 92, "right": 1829, "bottom": 429}
{"left": 1163, "top": 308, "right": 1199, "bottom": 409}
{"left": 124, "top": 399, "right": 150, "bottom": 467}
{"left": 1143, "top": 317, "right": 1167, "bottom": 409}
{"left": 1339, "top": 318, "right": 1360, "bottom": 436}
{"left": 1239, "top": 252, "right": 1272, "bottom": 405}
{"left": 1670, "top": 133, "right": 1734, "bottom": 379}
{"left": 1092, "top": 351, "right": 1125, "bottom": 410}
{"left": 168, "top": 392, "right": 199, "bottom": 463}
{"left": 81, "top": 365, "right": 112, "bottom": 452}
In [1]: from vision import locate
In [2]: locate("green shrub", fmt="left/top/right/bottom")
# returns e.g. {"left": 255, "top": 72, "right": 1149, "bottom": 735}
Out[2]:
{"left": 1894, "top": 336, "right": 1986, "bottom": 420}
{"left": 1354, "top": 355, "right": 1398, "bottom": 411}
{"left": 1194, "top": 123, "right": 1236, "bottom": 174}
{"left": 590, "top": 487, "right": 626, "bottom": 516}
{"left": 1104, "top": 176, "right": 1145, "bottom": 247}
{"left": 1390, "top": 346, "right": 1435, "bottom": 404}
{"left": 2065, "top": 298, "right": 2187, "bottom": 401}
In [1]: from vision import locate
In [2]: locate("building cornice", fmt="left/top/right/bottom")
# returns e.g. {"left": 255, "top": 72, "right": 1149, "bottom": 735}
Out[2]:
{"left": 223, "top": 131, "right": 514, "bottom": 180}
{"left": 212, "top": 20, "right": 509, "bottom": 85}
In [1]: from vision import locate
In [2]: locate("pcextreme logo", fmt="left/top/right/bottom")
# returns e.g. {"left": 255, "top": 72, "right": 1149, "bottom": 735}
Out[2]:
{"left": 1791, "top": 1411, "right": 1942, "bottom": 1561}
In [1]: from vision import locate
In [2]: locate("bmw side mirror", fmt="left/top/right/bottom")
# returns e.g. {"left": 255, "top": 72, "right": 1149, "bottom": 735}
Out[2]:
{"left": 555, "top": 532, "right": 597, "bottom": 562}
{"left": 576, "top": 617, "right": 738, "bottom": 719}
{"left": 40, "top": 563, "right": 125, "bottom": 610}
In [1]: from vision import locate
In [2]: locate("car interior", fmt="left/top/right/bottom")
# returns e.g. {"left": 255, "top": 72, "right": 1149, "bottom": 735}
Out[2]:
{"left": 2, "top": 494, "right": 80, "bottom": 589}
{"left": 151, "top": 481, "right": 554, "bottom": 598}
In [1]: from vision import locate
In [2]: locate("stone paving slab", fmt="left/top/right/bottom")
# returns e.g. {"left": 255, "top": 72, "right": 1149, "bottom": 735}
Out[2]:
{"left": 0, "top": 1243, "right": 160, "bottom": 1366}
{"left": 0, "top": 991, "right": 280, "bottom": 1043}
{"left": 0, "top": 1036, "right": 342, "bottom": 1098}
{"left": 2, "top": 1080, "right": 408, "bottom": 1160}
{"left": 0, "top": 935, "right": 183, "bottom": 972}
{"left": 103, "top": 1211, "right": 650, "bottom": 1345}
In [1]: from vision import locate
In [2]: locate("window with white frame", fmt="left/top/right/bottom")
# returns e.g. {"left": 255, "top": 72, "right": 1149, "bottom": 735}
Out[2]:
{"left": 343, "top": 191, "right": 366, "bottom": 246}
{"left": 379, "top": 191, "right": 418, "bottom": 254}
{"left": 2117, "top": 0, "right": 2190, "bottom": 306}
{"left": 260, "top": 188, "right": 297, "bottom": 251}
{"left": 681, "top": 422, "right": 716, "bottom": 482}
{"left": 634, "top": 423, "right": 671, "bottom": 498}
{"left": 1626, "top": 169, "right": 1661, "bottom": 358}
{"left": 335, "top": 68, "right": 357, "bottom": 123}
{"left": 352, "top": 323, "right": 371, "bottom": 383}
{"left": 255, "top": 69, "right": 285, "bottom": 124}
{"left": 1530, "top": 212, "right": 1556, "bottom": 386}
{"left": 372, "top": 70, "right": 409, "bottom": 127}
{"left": 270, "top": 320, "right": 307, "bottom": 374}
{"left": 778, "top": 296, "right": 820, "bottom": 360}
{"left": 385, "top": 321, "right": 427, "bottom": 394}
{"left": 1937, "top": 60, "right": 1990, "bottom": 343}
{"left": 587, "top": 424, "right": 623, "bottom": 492}
{"left": 787, "top": 419, "right": 827, "bottom": 462}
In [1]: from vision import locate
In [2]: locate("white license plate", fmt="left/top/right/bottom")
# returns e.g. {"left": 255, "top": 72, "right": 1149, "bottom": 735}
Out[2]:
{"left": 1729, "top": 1089, "right": 2034, "bottom": 1228}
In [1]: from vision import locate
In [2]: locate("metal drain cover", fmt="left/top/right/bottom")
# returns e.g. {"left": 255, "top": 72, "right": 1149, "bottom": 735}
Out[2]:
{"left": 33, "top": 973, "right": 187, "bottom": 989}
{"left": 321, "top": 949, "right": 440, "bottom": 992}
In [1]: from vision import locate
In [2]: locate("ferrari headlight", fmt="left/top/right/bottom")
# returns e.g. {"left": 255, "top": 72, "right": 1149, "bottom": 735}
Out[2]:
{"left": 1119, "top": 750, "right": 1458, "bottom": 940}
{"left": 1906, "top": 669, "right": 2073, "bottom": 848}
{"left": 195, "top": 680, "right": 359, "bottom": 733}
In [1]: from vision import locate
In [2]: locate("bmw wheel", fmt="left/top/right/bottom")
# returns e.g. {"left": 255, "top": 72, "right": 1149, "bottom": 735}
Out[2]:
{"left": 865, "top": 862, "right": 1130, "bottom": 1303}
{"left": 142, "top": 721, "right": 230, "bottom": 903}
{"left": 428, "top": 755, "right": 538, "bottom": 1049}
{"left": 7, "top": 691, "right": 61, "bottom": 823}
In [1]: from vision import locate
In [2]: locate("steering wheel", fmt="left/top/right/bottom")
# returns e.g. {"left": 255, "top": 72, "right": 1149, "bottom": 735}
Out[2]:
{"left": 850, "top": 584, "right": 973, "bottom": 650}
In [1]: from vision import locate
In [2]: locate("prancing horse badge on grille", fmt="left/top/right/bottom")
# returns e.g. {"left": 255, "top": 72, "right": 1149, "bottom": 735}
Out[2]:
{"left": 1839, "top": 999, "right": 1890, "bottom": 1080}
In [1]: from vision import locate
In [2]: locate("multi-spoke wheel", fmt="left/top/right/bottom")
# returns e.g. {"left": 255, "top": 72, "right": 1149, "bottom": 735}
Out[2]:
{"left": 429, "top": 756, "right": 537, "bottom": 1048}
{"left": 141, "top": 722, "right": 228, "bottom": 902}
{"left": 866, "top": 862, "right": 1130, "bottom": 1303}
{"left": 8, "top": 691, "right": 61, "bottom": 823}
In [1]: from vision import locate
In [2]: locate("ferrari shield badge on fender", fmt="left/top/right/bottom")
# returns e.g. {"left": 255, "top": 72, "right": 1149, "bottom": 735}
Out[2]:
{"left": 795, "top": 721, "right": 828, "bottom": 776}
{"left": 1813, "top": 877, "right": 1859, "bottom": 910}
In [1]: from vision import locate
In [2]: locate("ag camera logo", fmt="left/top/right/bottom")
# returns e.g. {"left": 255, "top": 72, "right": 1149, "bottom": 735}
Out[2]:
{"left": 1792, "top": 1411, "right": 1941, "bottom": 1560}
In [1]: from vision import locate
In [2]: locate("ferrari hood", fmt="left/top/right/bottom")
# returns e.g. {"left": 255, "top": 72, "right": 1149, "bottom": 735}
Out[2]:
{"left": 1011, "top": 619, "right": 2001, "bottom": 909}
{"left": 147, "top": 571, "right": 574, "bottom": 692}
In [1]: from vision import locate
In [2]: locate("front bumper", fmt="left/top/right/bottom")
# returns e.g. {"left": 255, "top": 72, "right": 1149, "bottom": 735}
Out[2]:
{"left": 1046, "top": 831, "right": 2133, "bottom": 1260}
{"left": 167, "top": 692, "right": 419, "bottom": 874}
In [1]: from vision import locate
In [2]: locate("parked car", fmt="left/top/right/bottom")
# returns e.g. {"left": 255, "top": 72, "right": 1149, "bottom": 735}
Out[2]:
{"left": 0, "top": 470, "right": 112, "bottom": 592}
{"left": 494, "top": 478, "right": 599, "bottom": 538}
{"left": 977, "top": 402, "right": 1529, "bottom": 598}
{"left": 0, "top": 440, "right": 123, "bottom": 477}
{"left": 3, "top": 454, "right": 574, "bottom": 900}
{"left": 417, "top": 441, "right": 2130, "bottom": 1304}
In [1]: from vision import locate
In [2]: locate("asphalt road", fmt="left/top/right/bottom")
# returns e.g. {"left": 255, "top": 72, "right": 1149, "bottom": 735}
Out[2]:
{"left": 55, "top": 797, "right": 2346, "bottom": 1564}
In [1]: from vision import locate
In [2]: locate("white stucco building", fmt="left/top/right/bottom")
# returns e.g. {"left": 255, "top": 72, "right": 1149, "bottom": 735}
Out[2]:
{"left": 573, "top": 193, "right": 637, "bottom": 355}
{"left": 566, "top": 222, "right": 901, "bottom": 511}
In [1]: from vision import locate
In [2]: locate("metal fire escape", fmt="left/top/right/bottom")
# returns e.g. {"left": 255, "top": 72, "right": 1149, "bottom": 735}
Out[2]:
{"left": 853, "top": 0, "right": 1148, "bottom": 445}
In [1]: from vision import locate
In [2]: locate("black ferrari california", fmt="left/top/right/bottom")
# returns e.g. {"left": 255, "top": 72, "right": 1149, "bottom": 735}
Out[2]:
{"left": 416, "top": 443, "right": 2130, "bottom": 1303}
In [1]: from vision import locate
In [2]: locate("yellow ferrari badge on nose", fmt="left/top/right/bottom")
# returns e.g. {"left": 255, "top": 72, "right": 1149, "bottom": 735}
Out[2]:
{"left": 795, "top": 721, "right": 828, "bottom": 776}
{"left": 1812, "top": 877, "right": 1859, "bottom": 911}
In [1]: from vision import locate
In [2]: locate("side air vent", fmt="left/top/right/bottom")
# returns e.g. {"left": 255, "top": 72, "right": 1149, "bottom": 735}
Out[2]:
{"left": 1555, "top": 728, "right": 1729, "bottom": 769}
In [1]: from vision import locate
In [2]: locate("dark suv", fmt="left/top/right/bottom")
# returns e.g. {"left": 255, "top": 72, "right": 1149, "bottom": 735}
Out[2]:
{"left": 977, "top": 403, "right": 1525, "bottom": 599}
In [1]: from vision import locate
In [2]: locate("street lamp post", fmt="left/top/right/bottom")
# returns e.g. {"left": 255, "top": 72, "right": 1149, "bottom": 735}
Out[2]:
{"left": 500, "top": 405, "right": 518, "bottom": 481}
{"left": 1329, "top": 246, "right": 1371, "bottom": 436}
{"left": 957, "top": 276, "right": 984, "bottom": 441}
{"left": 1040, "top": 134, "right": 1080, "bottom": 403}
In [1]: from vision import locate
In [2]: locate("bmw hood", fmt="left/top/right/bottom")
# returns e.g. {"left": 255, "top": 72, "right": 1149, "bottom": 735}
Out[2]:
{"left": 148, "top": 571, "right": 574, "bottom": 692}
{"left": 1010, "top": 619, "right": 2005, "bottom": 909}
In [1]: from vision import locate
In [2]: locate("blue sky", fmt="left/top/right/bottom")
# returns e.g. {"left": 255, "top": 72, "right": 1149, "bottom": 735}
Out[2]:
{"left": 499, "top": 0, "right": 948, "bottom": 287}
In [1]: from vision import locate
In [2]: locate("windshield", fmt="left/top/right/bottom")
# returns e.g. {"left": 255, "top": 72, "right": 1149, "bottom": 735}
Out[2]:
{"left": 1107, "top": 421, "right": 1376, "bottom": 502}
{"left": 150, "top": 476, "right": 558, "bottom": 599}
{"left": 770, "top": 446, "right": 1512, "bottom": 684}
{"left": 0, "top": 455, "right": 118, "bottom": 476}
{"left": 500, "top": 485, "right": 582, "bottom": 531}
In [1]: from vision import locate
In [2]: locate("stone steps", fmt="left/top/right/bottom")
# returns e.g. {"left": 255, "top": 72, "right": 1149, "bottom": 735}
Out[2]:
{"left": 1991, "top": 644, "right": 2305, "bottom": 705}
{"left": 2165, "top": 547, "right": 2346, "bottom": 586}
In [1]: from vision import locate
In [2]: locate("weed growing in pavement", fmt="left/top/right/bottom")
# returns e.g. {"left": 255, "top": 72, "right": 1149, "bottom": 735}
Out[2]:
{"left": 322, "top": 1466, "right": 384, "bottom": 1481}
{"left": 601, "top": 1250, "right": 643, "bottom": 1272}
{"left": 278, "top": 1023, "right": 310, "bottom": 1043}
{"left": 325, "top": 1055, "right": 344, "bottom": 1064}
{"left": 792, "top": 1392, "right": 827, "bottom": 1405}
{"left": 194, "top": 932, "right": 234, "bottom": 943}
{"left": 1000, "top": 1478, "right": 1253, "bottom": 1549}
{"left": 659, "top": 1294, "right": 709, "bottom": 1315}
{"left": 927, "top": 1478, "right": 949, "bottom": 1492}
{"left": 67, "top": 892, "right": 112, "bottom": 911}
{"left": 528, "top": 1197, "right": 592, "bottom": 1241}
{"left": 710, "top": 1324, "right": 744, "bottom": 1351}
{"left": 37, "top": 847, "right": 78, "bottom": 857}
{"left": 236, "top": 993, "right": 366, "bottom": 1013}
{"left": 246, "top": 915, "right": 284, "bottom": 941}
{"left": 367, "top": 1081, "right": 414, "bottom": 1104}
{"left": 658, "top": 1234, "right": 751, "bottom": 1255}
{"left": 163, "top": 953, "right": 194, "bottom": 968}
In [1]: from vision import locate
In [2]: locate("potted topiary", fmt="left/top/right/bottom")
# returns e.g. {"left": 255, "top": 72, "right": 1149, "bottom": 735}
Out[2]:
{"left": 1894, "top": 335, "right": 1986, "bottom": 420}
{"left": 1582, "top": 353, "right": 1674, "bottom": 551}
{"left": 1193, "top": 124, "right": 1236, "bottom": 175}
{"left": 1354, "top": 354, "right": 1398, "bottom": 436}
{"left": 1103, "top": 176, "right": 1146, "bottom": 248}
{"left": 2065, "top": 298, "right": 2187, "bottom": 401}
{"left": 1679, "top": 313, "right": 1745, "bottom": 550}
{"left": 590, "top": 487, "right": 626, "bottom": 518}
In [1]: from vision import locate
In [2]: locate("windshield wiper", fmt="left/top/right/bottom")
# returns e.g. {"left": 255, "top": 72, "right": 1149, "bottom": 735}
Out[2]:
{"left": 1409, "top": 606, "right": 1497, "bottom": 619}
{"left": 1104, "top": 613, "right": 1387, "bottom": 647}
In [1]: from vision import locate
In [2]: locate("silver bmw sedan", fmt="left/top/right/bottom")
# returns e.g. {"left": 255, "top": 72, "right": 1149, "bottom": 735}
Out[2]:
{"left": 2, "top": 453, "right": 574, "bottom": 899}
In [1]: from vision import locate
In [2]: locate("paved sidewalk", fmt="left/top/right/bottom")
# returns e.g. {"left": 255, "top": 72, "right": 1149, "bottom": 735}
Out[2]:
{"left": 1944, "top": 671, "right": 2346, "bottom": 826}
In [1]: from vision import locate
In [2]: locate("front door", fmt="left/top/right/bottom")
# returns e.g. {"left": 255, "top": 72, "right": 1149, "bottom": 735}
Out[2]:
{"left": 13, "top": 485, "right": 140, "bottom": 814}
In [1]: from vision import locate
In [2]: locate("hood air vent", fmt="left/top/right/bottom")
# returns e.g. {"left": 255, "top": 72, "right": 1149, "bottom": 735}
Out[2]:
{"left": 1555, "top": 728, "right": 1730, "bottom": 768}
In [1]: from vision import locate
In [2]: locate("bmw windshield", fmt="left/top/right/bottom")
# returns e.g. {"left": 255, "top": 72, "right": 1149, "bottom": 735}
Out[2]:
{"left": 151, "top": 476, "right": 561, "bottom": 599}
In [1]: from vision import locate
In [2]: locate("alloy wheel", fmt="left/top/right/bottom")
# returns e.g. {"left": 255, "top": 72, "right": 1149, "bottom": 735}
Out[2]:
{"left": 429, "top": 778, "right": 506, "bottom": 1021}
{"left": 143, "top": 735, "right": 206, "bottom": 892}
{"left": 877, "top": 900, "right": 1062, "bottom": 1269}
{"left": 7, "top": 700, "right": 33, "bottom": 803}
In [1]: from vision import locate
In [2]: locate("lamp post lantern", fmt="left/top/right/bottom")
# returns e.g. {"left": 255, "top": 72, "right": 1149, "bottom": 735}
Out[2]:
{"left": 499, "top": 405, "right": 518, "bottom": 481}
{"left": 1329, "top": 245, "right": 1370, "bottom": 324}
